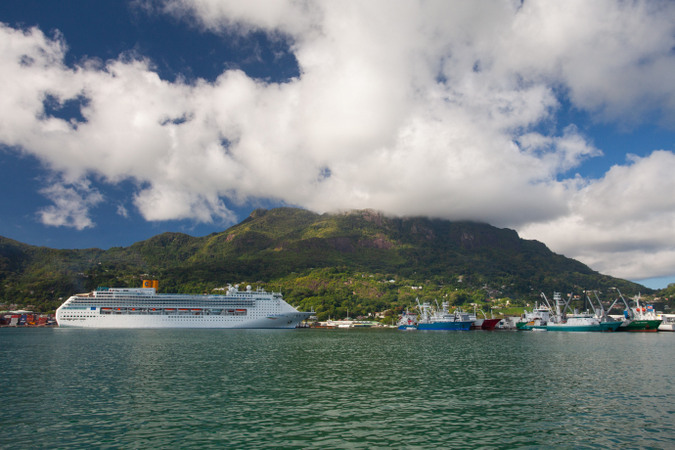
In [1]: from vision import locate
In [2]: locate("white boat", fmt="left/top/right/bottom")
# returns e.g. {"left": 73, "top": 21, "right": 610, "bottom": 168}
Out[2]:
{"left": 657, "top": 314, "right": 675, "bottom": 331}
{"left": 325, "top": 318, "right": 354, "bottom": 328}
{"left": 55, "top": 281, "right": 311, "bottom": 329}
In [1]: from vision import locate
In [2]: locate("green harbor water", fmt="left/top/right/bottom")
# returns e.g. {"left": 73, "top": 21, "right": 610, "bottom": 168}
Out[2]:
{"left": 1, "top": 328, "right": 674, "bottom": 448}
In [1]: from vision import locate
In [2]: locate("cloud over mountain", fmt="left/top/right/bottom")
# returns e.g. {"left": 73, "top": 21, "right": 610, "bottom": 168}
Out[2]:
{"left": 0, "top": 0, "right": 674, "bottom": 281}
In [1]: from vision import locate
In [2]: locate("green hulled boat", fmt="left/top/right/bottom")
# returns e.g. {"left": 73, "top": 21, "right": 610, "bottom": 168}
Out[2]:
{"left": 518, "top": 292, "right": 622, "bottom": 332}
{"left": 618, "top": 319, "right": 661, "bottom": 332}
{"left": 516, "top": 321, "right": 546, "bottom": 331}
{"left": 546, "top": 317, "right": 621, "bottom": 332}
{"left": 516, "top": 302, "right": 552, "bottom": 331}
{"left": 609, "top": 291, "right": 662, "bottom": 332}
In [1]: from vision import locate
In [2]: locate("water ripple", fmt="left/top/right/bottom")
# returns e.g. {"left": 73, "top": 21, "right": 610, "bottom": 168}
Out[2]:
{"left": 1, "top": 328, "right": 674, "bottom": 448}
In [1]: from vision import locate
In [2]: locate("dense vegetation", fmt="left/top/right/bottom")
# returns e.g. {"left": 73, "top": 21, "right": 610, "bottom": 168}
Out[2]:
{"left": 1, "top": 207, "right": 668, "bottom": 318}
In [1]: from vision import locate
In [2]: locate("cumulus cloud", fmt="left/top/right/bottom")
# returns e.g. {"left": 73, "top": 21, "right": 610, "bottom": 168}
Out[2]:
{"left": 38, "top": 180, "right": 103, "bottom": 230}
{"left": 116, "top": 203, "right": 129, "bottom": 218}
{"left": 1, "top": 1, "right": 675, "bottom": 280}
{"left": 520, "top": 151, "right": 675, "bottom": 280}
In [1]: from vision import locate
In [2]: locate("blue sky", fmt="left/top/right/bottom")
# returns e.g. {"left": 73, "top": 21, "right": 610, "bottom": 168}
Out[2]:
{"left": 1, "top": 1, "right": 674, "bottom": 289}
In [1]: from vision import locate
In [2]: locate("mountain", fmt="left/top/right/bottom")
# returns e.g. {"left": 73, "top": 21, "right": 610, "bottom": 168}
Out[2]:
{"left": 0, "top": 207, "right": 649, "bottom": 317}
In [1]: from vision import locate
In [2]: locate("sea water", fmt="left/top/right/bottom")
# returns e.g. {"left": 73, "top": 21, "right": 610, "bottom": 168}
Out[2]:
{"left": 1, "top": 328, "right": 674, "bottom": 448}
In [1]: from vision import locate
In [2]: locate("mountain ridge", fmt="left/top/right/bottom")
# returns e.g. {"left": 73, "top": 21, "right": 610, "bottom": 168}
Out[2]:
{"left": 0, "top": 207, "right": 650, "bottom": 315}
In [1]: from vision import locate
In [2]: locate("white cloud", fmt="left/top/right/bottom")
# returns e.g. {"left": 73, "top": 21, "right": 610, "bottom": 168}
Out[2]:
{"left": 116, "top": 203, "right": 129, "bottom": 218}
{"left": 520, "top": 151, "right": 675, "bottom": 279}
{"left": 490, "top": 0, "right": 675, "bottom": 126}
{"left": 1, "top": 1, "right": 675, "bottom": 281}
{"left": 38, "top": 180, "right": 103, "bottom": 230}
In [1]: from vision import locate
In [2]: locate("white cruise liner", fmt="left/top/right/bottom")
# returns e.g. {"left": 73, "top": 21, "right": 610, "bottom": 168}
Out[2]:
{"left": 56, "top": 281, "right": 311, "bottom": 329}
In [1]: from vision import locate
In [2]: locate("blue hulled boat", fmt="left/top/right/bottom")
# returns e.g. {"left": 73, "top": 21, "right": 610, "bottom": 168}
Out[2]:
{"left": 416, "top": 300, "right": 472, "bottom": 331}
{"left": 397, "top": 310, "right": 418, "bottom": 330}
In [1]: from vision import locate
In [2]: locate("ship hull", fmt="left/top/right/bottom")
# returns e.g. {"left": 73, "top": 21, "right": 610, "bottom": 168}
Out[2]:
{"left": 546, "top": 321, "right": 621, "bottom": 332}
{"left": 516, "top": 322, "right": 546, "bottom": 331}
{"left": 417, "top": 321, "right": 472, "bottom": 331}
{"left": 617, "top": 319, "right": 662, "bottom": 332}
{"left": 56, "top": 284, "right": 311, "bottom": 329}
{"left": 480, "top": 318, "right": 502, "bottom": 330}
{"left": 56, "top": 312, "right": 311, "bottom": 329}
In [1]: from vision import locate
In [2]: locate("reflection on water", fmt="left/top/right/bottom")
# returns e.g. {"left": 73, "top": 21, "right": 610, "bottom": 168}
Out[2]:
{"left": 1, "top": 328, "right": 674, "bottom": 448}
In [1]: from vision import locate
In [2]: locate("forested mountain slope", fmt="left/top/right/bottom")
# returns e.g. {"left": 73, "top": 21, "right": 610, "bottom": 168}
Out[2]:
{"left": 0, "top": 208, "right": 647, "bottom": 316}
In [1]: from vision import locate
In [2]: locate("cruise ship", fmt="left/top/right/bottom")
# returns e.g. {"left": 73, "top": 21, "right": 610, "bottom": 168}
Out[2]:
{"left": 55, "top": 280, "right": 311, "bottom": 329}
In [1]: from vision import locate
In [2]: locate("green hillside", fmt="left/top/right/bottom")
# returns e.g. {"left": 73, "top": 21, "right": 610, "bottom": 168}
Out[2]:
{"left": 0, "top": 208, "right": 655, "bottom": 318}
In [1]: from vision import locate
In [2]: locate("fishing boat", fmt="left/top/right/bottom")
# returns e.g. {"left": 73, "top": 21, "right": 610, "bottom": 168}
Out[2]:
{"left": 606, "top": 289, "right": 661, "bottom": 332}
{"left": 546, "top": 315, "right": 621, "bottom": 332}
{"left": 415, "top": 300, "right": 472, "bottom": 331}
{"left": 619, "top": 305, "right": 661, "bottom": 332}
{"left": 516, "top": 302, "right": 552, "bottom": 331}
{"left": 544, "top": 292, "right": 621, "bottom": 332}
{"left": 397, "top": 309, "right": 417, "bottom": 330}
{"left": 459, "top": 305, "right": 501, "bottom": 330}
{"left": 480, "top": 316, "right": 502, "bottom": 330}
{"left": 459, "top": 305, "right": 484, "bottom": 329}
{"left": 518, "top": 292, "right": 620, "bottom": 332}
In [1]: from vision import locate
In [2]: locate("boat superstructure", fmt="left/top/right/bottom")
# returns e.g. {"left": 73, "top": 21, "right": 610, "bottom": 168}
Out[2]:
{"left": 56, "top": 281, "right": 311, "bottom": 329}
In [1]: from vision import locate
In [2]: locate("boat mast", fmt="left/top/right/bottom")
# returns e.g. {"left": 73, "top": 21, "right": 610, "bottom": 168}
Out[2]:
{"left": 539, "top": 292, "right": 553, "bottom": 310}
{"left": 544, "top": 291, "right": 572, "bottom": 322}
{"left": 540, "top": 292, "right": 559, "bottom": 323}
{"left": 607, "top": 287, "right": 634, "bottom": 320}
{"left": 584, "top": 291, "right": 599, "bottom": 316}
{"left": 584, "top": 290, "right": 606, "bottom": 319}
{"left": 592, "top": 291, "right": 609, "bottom": 321}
